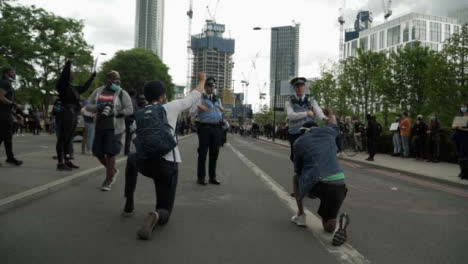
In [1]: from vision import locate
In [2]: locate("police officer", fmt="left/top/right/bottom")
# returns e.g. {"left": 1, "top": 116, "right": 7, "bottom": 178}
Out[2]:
{"left": 191, "top": 77, "right": 223, "bottom": 185}
{"left": 0, "top": 67, "right": 23, "bottom": 166}
{"left": 285, "top": 77, "right": 326, "bottom": 162}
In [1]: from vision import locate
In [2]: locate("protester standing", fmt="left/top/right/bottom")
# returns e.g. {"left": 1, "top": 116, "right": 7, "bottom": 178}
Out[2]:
{"left": 427, "top": 114, "right": 441, "bottom": 162}
{"left": 86, "top": 71, "right": 133, "bottom": 191}
{"left": 365, "top": 114, "right": 377, "bottom": 161}
{"left": 400, "top": 112, "right": 411, "bottom": 158}
{"left": 451, "top": 103, "right": 468, "bottom": 180}
{"left": 55, "top": 57, "right": 96, "bottom": 170}
{"left": 391, "top": 115, "right": 402, "bottom": 156}
{"left": 413, "top": 115, "right": 428, "bottom": 160}
{"left": 0, "top": 67, "right": 22, "bottom": 166}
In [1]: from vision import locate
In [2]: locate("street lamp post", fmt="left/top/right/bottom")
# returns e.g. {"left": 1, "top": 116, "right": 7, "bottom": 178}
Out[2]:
{"left": 253, "top": 27, "right": 279, "bottom": 141}
{"left": 93, "top": 52, "right": 107, "bottom": 72}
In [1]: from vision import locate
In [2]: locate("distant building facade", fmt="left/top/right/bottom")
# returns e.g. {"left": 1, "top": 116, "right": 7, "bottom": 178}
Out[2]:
{"left": 190, "top": 21, "right": 235, "bottom": 100}
{"left": 344, "top": 12, "right": 461, "bottom": 59}
{"left": 134, "top": 0, "right": 164, "bottom": 59}
{"left": 270, "top": 24, "right": 300, "bottom": 110}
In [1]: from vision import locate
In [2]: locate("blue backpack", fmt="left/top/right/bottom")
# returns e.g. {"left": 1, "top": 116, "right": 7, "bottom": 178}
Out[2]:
{"left": 133, "top": 104, "right": 177, "bottom": 160}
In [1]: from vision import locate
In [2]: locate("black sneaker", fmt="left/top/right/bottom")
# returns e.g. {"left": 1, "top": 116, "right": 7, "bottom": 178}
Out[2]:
{"left": 6, "top": 158, "right": 23, "bottom": 166}
{"left": 57, "top": 163, "right": 72, "bottom": 171}
{"left": 65, "top": 161, "right": 79, "bottom": 169}
{"left": 332, "top": 213, "right": 350, "bottom": 246}
{"left": 122, "top": 199, "right": 134, "bottom": 217}
{"left": 209, "top": 179, "right": 221, "bottom": 185}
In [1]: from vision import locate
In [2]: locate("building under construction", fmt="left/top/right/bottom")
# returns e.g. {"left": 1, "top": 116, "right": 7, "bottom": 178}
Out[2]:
{"left": 190, "top": 21, "right": 235, "bottom": 99}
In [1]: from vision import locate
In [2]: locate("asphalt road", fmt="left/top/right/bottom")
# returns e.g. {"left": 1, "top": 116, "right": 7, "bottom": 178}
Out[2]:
{"left": 1, "top": 134, "right": 467, "bottom": 264}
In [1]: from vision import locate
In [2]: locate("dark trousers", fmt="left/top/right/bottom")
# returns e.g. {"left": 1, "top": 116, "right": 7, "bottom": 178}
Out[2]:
{"left": 429, "top": 138, "right": 440, "bottom": 161}
{"left": 124, "top": 153, "right": 178, "bottom": 225}
{"left": 0, "top": 117, "right": 15, "bottom": 160}
{"left": 197, "top": 123, "right": 222, "bottom": 180}
{"left": 414, "top": 136, "right": 426, "bottom": 158}
{"left": 367, "top": 136, "right": 375, "bottom": 159}
{"left": 55, "top": 107, "right": 77, "bottom": 163}
{"left": 288, "top": 133, "right": 301, "bottom": 162}
{"left": 124, "top": 119, "right": 133, "bottom": 155}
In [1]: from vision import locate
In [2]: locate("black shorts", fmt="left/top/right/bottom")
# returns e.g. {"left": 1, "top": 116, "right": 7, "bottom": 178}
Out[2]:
{"left": 92, "top": 129, "right": 122, "bottom": 157}
{"left": 310, "top": 182, "right": 348, "bottom": 222}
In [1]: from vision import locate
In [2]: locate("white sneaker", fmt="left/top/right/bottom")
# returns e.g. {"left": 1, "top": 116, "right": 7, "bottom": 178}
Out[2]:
{"left": 110, "top": 169, "right": 120, "bottom": 186}
{"left": 291, "top": 214, "right": 306, "bottom": 227}
{"left": 101, "top": 184, "right": 111, "bottom": 191}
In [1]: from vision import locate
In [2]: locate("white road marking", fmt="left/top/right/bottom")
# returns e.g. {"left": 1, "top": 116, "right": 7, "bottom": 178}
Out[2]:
{"left": 227, "top": 143, "right": 370, "bottom": 264}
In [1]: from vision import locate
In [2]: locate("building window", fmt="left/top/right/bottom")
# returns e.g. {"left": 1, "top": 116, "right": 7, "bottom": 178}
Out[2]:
{"left": 379, "top": 31, "right": 385, "bottom": 49}
{"left": 351, "top": 40, "right": 357, "bottom": 57}
{"left": 430, "top": 22, "right": 441, "bottom": 42}
{"left": 403, "top": 22, "right": 409, "bottom": 42}
{"left": 444, "top": 24, "right": 451, "bottom": 41}
{"left": 387, "top": 25, "right": 401, "bottom": 47}
{"left": 370, "top": 33, "right": 377, "bottom": 51}
{"left": 454, "top": 25, "right": 460, "bottom": 35}
{"left": 360, "top": 36, "right": 369, "bottom": 51}
{"left": 412, "top": 20, "right": 426, "bottom": 41}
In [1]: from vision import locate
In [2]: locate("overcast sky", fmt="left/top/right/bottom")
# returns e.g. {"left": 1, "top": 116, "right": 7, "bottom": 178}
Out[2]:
{"left": 17, "top": 0, "right": 466, "bottom": 110}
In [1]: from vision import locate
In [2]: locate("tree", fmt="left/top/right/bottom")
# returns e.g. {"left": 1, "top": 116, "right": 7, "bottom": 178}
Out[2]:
{"left": 0, "top": 3, "right": 93, "bottom": 115}
{"left": 341, "top": 49, "right": 388, "bottom": 119}
{"left": 99, "top": 48, "right": 174, "bottom": 100}
{"left": 443, "top": 23, "right": 468, "bottom": 98}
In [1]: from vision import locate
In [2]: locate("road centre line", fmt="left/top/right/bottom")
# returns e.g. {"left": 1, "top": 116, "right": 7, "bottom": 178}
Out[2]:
{"left": 227, "top": 143, "right": 370, "bottom": 264}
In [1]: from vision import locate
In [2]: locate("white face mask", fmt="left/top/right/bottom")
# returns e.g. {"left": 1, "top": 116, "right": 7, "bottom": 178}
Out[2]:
{"left": 462, "top": 107, "right": 467, "bottom": 113}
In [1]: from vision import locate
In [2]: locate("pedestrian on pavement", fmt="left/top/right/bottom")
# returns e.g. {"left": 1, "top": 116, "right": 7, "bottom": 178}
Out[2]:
{"left": 291, "top": 108, "right": 348, "bottom": 237}
{"left": 391, "top": 115, "right": 402, "bottom": 156}
{"left": 400, "top": 112, "right": 411, "bottom": 158}
{"left": 191, "top": 77, "right": 224, "bottom": 185}
{"left": 412, "top": 114, "right": 428, "bottom": 160}
{"left": 55, "top": 55, "right": 96, "bottom": 171}
{"left": 427, "top": 114, "right": 441, "bottom": 162}
{"left": 451, "top": 103, "right": 468, "bottom": 180}
{"left": 0, "top": 67, "right": 23, "bottom": 166}
{"left": 221, "top": 117, "right": 230, "bottom": 146}
{"left": 285, "top": 77, "right": 326, "bottom": 162}
{"left": 353, "top": 118, "right": 364, "bottom": 152}
{"left": 123, "top": 73, "right": 206, "bottom": 240}
{"left": 365, "top": 114, "right": 377, "bottom": 161}
{"left": 124, "top": 89, "right": 138, "bottom": 155}
{"left": 81, "top": 101, "right": 95, "bottom": 155}
{"left": 86, "top": 70, "right": 133, "bottom": 191}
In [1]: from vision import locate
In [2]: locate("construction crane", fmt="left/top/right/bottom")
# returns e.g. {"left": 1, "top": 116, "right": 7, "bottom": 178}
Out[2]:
{"left": 382, "top": 0, "right": 393, "bottom": 21}
{"left": 206, "top": 0, "right": 221, "bottom": 23}
{"left": 338, "top": 0, "right": 346, "bottom": 61}
{"left": 186, "top": 0, "right": 193, "bottom": 93}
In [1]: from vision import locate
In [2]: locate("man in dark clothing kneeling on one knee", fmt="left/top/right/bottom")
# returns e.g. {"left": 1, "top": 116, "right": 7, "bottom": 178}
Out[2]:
{"left": 291, "top": 108, "right": 349, "bottom": 243}
{"left": 123, "top": 73, "right": 206, "bottom": 240}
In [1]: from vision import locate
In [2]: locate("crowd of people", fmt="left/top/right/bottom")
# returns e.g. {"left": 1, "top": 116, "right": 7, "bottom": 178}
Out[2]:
{"left": 1, "top": 59, "right": 466, "bottom": 247}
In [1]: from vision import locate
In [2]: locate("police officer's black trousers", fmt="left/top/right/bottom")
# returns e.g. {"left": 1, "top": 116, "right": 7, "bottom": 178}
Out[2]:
{"left": 0, "top": 116, "right": 15, "bottom": 160}
{"left": 55, "top": 107, "right": 77, "bottom": 164}
{"left": 197, "top": 123, "right": 222, "bottom": 180}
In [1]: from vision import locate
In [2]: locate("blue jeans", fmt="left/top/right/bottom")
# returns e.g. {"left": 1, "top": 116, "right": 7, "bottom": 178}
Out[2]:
{"left": 401, "top": 136, "right": 410, "bottom": 157}
{"left": 84, "top": 122, "right": 95, "bottom": 152}
{"left": 392, "top": 133, "right": 401, "bottom": 154}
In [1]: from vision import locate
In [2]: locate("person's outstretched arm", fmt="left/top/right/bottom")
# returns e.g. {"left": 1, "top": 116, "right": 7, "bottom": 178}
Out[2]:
{"left": 56, "top": 60, "right": 72, "bottom": 95}
{"left": 74, "top": 72, "right": 97, "bottom": 94}
{"left": 166, "top": 73, "right": 206, "bottom": 115}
